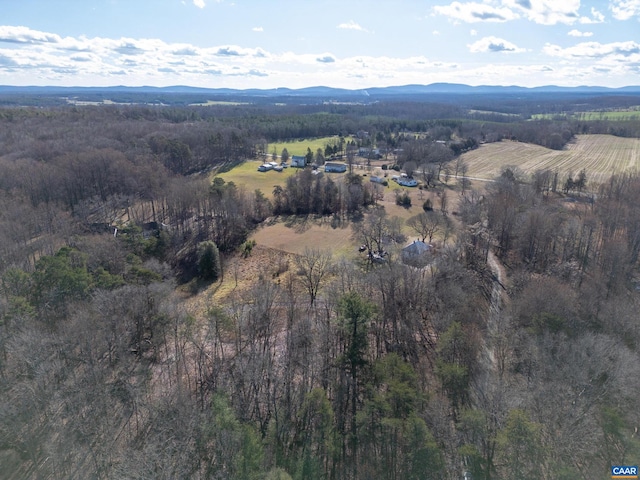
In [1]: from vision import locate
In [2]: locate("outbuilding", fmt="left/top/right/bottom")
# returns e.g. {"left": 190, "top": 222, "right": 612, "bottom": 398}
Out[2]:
{"left": 397, "top": 178, "right": 418, "bottom": 187}
{"left": 402, "top": 240, "right": 431, "bottom": 261}
{"left": 291, "top": 155, "right": 306, "bottom": 168}
{"left": 324, "top": 162, "right": 347, "bottom": 173}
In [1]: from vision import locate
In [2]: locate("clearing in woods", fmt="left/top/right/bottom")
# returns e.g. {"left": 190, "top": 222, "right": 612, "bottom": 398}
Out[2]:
{"left": 190, "top": 134, "right": 637, "bottom": 310}
{"left": 215, "top": 158, "right": 298, "bottom": 197}
{"left": 250, "top": 188, "right": 436, "bottom": 256}
{"left": 214, "top": 134, "right": 640, "bottom": 276}
{"left": 269, "top": 136, "right": 353, "bottom": 157}
{"left": 460, "top": 134, "right": 640, "bottom": 186}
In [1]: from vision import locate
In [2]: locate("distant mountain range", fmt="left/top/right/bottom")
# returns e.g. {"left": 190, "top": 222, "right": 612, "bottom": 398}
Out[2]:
{"left": 1, "top": 83, "right": 640, "bottom": 97}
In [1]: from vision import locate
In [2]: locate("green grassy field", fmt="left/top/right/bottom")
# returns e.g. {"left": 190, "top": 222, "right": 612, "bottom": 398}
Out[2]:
{"left": 532, "top": 108, "right": 640, "bottom": 121}
{"left": 214, "top": 159, "right": 384, "bottom": 197}
{"left": 215, "top": 159, "right": 299, "bottom": 196}
{"left": 268, "top": 136, "right": 353, "bottom": 157}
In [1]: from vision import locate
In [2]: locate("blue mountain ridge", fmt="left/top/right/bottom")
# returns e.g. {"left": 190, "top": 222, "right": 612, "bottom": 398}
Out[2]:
{"left": 1, "top": 83, "right": 639, "bottom": 96}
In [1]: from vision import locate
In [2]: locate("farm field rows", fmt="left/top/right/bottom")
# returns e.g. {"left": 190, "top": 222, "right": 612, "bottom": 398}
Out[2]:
{"left": 532, "top": 109, "right": 640, "bottom": 120}
{"left": 574, "top": 110, "right": 640, "bottom": 121}
{"left": 460, "top": 134, "right": 640, "bottom": 185}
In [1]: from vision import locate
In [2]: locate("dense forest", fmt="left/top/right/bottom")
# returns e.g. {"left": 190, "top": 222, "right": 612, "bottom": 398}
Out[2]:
{"left": 1, "top": 93, "right": 640, "bottom": 479}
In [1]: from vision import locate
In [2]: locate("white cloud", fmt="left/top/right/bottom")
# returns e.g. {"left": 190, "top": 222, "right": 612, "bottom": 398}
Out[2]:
{"left": 433, "top": 30, "right": 441, "bottom": 35}
{"left": 483, "top": 62, "right": 634, "bottom": 87}
{"left": 503, "top": 0, "right": 581, "bottom": 25}
{"left": 0, "top": 25, "right": 637, "bottom": 89}
{"left": 433, "top": 2, "right": 519, "bottom": 23}
{"left": 193, "top": 0, "right": 206, "bottom": 8}
{"left": 0, "top": 27, "right": 279, "bottom": 85}
{"left": 252, "top": 27, "right": 263, "bottom": 32}
{"left": 610, "top": 0, "right": 640, "bottom": 20}
{"left": 70, "top": 53, "right": 93, "bottom": 62}
{"left": 568, "top": 29, "right": 593, "bottom": 37}
{"left": 337, "top": 20, "right": 367, "bottom": 31}
{"left": 543, "top": 40, "right": 640, "bottom": 59}
{"left": 0, "top": 25, "right": 61, "bottom": 44}
{"left": 579, "top": 7, "right": 605, "bottom": 24}
{"left": 434, "top": 0, "right": 604, "bottom": 26}
{"left": 316, "top": 55, "right": 336, "bottom": 63}
{"left": 172, "top": 45, "right": 200, "bottom": 56}
{"left": 470, "top": 29, "right": 478, "bottom": 36}
{"left": 468, "top": 36, "right": 526, "bottom": 53}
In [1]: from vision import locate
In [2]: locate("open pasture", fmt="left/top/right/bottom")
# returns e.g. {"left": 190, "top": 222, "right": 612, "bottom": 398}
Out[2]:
{"left": 269, "top": 135, "right": 352, "bottom": 156}
{"left": 460, "top": 134, "right": 640, "bottom": 186}
{"left": 215, "top": 158, "right": 298, "bottom": 196}
{"left": 251, "top": 216, "right": 355, "bottom": 256}
{"left": 532, "top": 108, "right": 640, "bottom": 121}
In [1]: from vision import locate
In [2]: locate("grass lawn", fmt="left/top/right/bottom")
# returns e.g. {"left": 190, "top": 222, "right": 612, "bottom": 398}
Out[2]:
{"left": 269, "top": 136, "right": 353, "bottom": 157}
{"left": 251, "top": 216, "right": 355, "bottom": 256}
{"left": 214, "top": 158, "right": 299, "bottom": 197}
{"left": 215, "top": 157, "right": 375, "bottom": 198}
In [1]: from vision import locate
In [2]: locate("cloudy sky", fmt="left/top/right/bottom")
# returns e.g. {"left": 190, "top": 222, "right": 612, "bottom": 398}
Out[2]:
{"left": 0, "top": 0, "right": 639, "bottom": 89}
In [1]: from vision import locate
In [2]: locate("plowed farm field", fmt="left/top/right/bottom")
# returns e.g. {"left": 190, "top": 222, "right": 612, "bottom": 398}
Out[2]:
{"left": 460, "top": 134, "right": 640, "bottom": 186}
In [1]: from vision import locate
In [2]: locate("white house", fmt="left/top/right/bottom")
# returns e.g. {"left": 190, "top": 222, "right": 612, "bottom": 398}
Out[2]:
{"left": 391, "top": 175, "right": 418, "bottom": 187}
{"left": 359, "top": 147, "right": 380, "bottom": 157}
{"left": 291, "top": 155, "right": 306, "bottom": 167}
{"left": 324, "top": 162, "right": 347, "bottom": 173}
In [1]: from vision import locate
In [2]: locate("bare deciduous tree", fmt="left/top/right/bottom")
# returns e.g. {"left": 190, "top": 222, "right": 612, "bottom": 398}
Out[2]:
{"left": 295, "top": 247, "right": 333, "bottom": 306}
{"left": 407, "top": 211, "right": 442, "bottom": 243}
{"left": 352, "top": 207, "right": 406, "bottom": 257}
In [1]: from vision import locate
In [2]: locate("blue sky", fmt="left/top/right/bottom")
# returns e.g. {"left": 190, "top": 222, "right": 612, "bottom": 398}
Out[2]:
{"left": 0, "top": 0, "right": 638, "bottom": 89}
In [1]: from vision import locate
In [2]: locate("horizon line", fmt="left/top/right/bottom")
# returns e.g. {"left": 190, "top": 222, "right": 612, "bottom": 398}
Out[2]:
{"left": 2, "top": 82, "right": 640, "bottom": 92}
